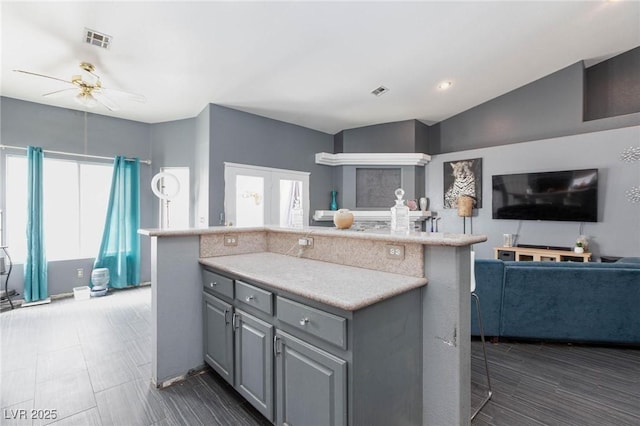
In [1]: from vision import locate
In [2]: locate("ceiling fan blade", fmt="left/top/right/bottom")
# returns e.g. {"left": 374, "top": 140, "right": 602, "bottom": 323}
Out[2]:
{"left": 13, "top": 69, "right": 73, "bottom": 85}
{"left": 92, "top": 92, "right": 120, "bottom": 112}
{"left": 101, "top": 87, "right": 146, "bottom": 103}
{"left": 42, "top": 87, "right": 77, "bottom": 97}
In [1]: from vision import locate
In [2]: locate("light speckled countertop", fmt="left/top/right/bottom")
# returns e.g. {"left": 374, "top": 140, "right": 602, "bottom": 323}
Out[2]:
{"left": 140, "top": 225, "right": 487, "bottom": 247}
{"left": 199, "top": 252, "right": 427, "bottom": 311}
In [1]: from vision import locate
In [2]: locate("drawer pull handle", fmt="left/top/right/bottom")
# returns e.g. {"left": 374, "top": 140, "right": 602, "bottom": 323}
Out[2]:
{"left": 209, "top": 281, "right": 217, "bottom": 287}
{"left": 299, "top": 318, "right": 309, "bottom": 326}
{"left": 246, "top": 295, "right": 255, "bottom": 302}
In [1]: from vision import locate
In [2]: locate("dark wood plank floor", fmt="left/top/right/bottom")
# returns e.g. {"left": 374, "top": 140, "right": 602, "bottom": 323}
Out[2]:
{"left": 2, "top": 286, "right": 638, "bottom": 425}
{"left": 471, "top": 338, "right": 640, "bottom": 426}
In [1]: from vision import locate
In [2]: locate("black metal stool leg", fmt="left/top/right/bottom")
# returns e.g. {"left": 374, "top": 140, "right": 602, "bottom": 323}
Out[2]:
{"left": 471, "top": 292, "right": 492, "bottom": 421}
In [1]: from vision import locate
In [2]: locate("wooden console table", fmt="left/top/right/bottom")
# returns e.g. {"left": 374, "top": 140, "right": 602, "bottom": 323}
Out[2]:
{"left": 495, "top": 246, "right": 591, "bottom": 262}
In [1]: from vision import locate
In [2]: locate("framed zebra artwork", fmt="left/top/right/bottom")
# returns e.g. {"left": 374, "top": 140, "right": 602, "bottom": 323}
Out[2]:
{"left": 443, "top": 158, "right": 482, "bottom": 209}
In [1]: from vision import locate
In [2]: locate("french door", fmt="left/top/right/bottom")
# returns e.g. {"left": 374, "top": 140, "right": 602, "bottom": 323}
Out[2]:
{"left": 224, "top": 163, "right": 309, "bottom": 227}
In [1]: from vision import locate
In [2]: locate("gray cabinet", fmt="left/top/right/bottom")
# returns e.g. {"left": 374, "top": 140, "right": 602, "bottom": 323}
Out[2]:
{"left": 276, "top": 296, "right": 346, "bottom": 350}
{"left": 203, "top": 282, "right": 276, "bottom": 423}
{"left": 234, "top": 309, "right": 274, "bottom": 421}
{"left": 202, "top": 265, "right": 422, "bottom": 426}
{"left": 203, "top": 292, "right": 233, "bottom": 385}
{"left": 275, "top": 330, "right": 346, "bottom": 426}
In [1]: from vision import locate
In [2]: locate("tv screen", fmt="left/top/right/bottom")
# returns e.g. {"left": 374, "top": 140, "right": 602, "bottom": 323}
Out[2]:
{"left": 492, "top": 169, "right": 598, "bottom": 222}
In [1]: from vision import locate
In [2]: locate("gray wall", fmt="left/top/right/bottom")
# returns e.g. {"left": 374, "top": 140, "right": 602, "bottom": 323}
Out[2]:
{"left": 427, "top": 126, "right": 640, "bottom": 260}
{"left": 339, "top": 119, "right": 417, "bottom": 153}
{"left": 433, "top": 61, "right": 640, "bottom": 154}
{"left": 0, "top": 97, "right": 153, "bottom": 296}
{"left": 418, "top": 52, "right": 640, "bottom": 260}
{"left": 332, "top": 119, "right": 430, "bottom": 208}
{"left": 585, "top": 46, "right": 640, "bottom": 121}
{"left": 195, "top": 105, "right": 211, "bottom": 227}
{"left": 150, "top": 118, "right": 197, "bottom": 227}
{"left": 208, "top": 105, "right": 333, "bottom": 226}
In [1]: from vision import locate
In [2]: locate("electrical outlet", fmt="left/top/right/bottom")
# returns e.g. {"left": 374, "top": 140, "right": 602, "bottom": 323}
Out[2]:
{"left": 298, "top": 237, "right": 314, "bottom": 248}
{"left": 386, "top": 244, "right": 405, "bottom": 260}
{"left": 224, "top": 234, "right": 238, "bottom": 246}
{"left": 76, "top": 268, "right": 84, "bottom": 279}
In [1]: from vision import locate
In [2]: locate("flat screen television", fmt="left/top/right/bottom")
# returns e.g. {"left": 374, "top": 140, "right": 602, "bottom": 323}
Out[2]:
{"left": 492, "top": 169, "right": 598, "bottom": 222}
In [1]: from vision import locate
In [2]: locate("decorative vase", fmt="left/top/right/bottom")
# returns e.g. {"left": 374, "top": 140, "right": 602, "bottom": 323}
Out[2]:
{"left": 574, "top": 246, "right": 584, "bottom": 254}
{"left": 419, "top": 197, "right": 428, "bottom": 212}
{"left": 330, "top": 190, "right": 338, "bottom": 211}
{"left": 333, "top": 209, "right": 354, "bottom": 229}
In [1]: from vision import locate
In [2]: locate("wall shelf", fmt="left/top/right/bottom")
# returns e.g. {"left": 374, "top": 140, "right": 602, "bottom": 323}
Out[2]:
{"left": 313, "top": 210, "right": 431, "bottom": 222}
{"left": 315, "top": 152, "right": 431, "bottom": 167}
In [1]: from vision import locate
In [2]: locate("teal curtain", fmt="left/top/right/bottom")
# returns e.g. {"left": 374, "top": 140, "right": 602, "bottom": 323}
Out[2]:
{"left": 94, "top": 156, "right": 140, "bottom": 288}
{"left": 24, "top": 146, "right": 48, "bottom": 302}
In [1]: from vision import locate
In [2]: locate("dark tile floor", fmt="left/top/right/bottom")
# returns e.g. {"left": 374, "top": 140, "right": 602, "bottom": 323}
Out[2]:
{"left": 1, "top": 286, "right": 268, "bottom": 426}
{"left": 2, "top": 286, "right": 639, "bottom": 425}
{"left": 471, "top": 339, "right": 640, "bottom": 425}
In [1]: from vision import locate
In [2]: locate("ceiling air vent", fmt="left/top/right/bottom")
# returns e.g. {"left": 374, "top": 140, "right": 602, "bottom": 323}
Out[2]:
{"left": 84, "top": 28, "right": 112, "bottom": 49}
{"left": 371, "top": 86, "right": 389, "bottom": 96}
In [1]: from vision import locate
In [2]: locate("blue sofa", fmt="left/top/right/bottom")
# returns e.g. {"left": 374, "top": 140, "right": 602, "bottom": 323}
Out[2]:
{"left": 471, "top": 258, "right": 640, "bottom": 345}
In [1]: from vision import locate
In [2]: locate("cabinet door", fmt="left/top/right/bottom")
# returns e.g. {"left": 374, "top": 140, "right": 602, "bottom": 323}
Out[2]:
{"left": 234, "top": 309, "right": 274, "bottom": 422}
{"left": 203, "top": 292, "right": 234, "bottom": 385}
{"left": 275, "top": 330, "right": 346, "bottom": 426}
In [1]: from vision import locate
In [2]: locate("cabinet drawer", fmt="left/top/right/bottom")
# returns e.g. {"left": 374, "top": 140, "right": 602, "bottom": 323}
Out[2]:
{"left": 277, "top": 297, "right": 346, "bottom": 349}
{"left": 202, "top": 269, "right": 234, "bottom": 299}
{"left": 236, "top": 280, "right": 273, "bottom": 315}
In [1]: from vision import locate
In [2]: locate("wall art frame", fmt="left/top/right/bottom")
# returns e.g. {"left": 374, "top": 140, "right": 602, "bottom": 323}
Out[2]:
{"left": 443, "top": 158, "right": 483, "bottom": 209}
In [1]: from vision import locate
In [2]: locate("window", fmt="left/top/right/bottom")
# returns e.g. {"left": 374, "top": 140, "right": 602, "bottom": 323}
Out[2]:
{"left": 224, "top": 163, "right": 309, "bottom": 227}
{"left": 4, "top": 155, "right": 112, "bottom": 262}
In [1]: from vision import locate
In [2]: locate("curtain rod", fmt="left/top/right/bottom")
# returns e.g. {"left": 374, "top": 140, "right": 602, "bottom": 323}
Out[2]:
{"left": 0, "top": 145, "right": 152, "bottom": 165}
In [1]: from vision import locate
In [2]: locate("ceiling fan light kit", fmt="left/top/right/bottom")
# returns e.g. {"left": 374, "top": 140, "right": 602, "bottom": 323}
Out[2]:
{"left": 75, "top": 92, "right": 98, "bottom": 108}
{"left": 13, "top": 62, "right": 145, "bottom": 112}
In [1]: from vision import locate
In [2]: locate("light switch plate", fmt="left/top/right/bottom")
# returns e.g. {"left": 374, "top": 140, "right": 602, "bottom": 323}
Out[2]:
{"left": 224, "top": 234, "right": 238, "bottom": 246}
{"left": 386, "top": 244, "right": 405, "bottom": 260}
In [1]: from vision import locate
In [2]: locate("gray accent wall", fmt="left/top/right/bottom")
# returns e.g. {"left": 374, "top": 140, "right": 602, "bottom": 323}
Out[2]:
{"left": 433, "top": 61, "right": 640, "bottom": 154}
{"left": 339, "top": 119, "right": 418, "bottom": 153}
{"left": 426, "top": 125, "right": 640, "bottom": 260}
{"left": 332, "top": 119, "right": 430, "bottom": 209}
{"left": 207, "top": 105, "right": 333, "bottom": 226}
{"left": 584, "top": 46, "right": 640, "bottom": 121}
{"left": 0, "top": 97, "right": 153, "bottom": 296}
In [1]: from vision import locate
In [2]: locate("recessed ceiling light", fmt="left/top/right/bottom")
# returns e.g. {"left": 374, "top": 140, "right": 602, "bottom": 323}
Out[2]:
{"left": 438, "top": 81, "right": 453, "bottom": 90}
{"left": 371, "top": 85, "right": 389, "bottom": 96}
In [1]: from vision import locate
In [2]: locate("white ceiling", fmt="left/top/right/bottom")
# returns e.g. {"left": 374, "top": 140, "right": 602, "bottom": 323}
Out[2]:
{"left": 1, "top": 1, "right": 639, "bottom": 134}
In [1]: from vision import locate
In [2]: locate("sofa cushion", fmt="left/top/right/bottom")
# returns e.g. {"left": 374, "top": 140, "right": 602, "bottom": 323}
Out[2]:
{"left": 471, "top": 259, "right": 504, "bottom": 337}
{"left": 500, "top": 264, "right": 640, "bottom": 344}
{"left": 617, "top": 257, "right": 640, "bottom": 264}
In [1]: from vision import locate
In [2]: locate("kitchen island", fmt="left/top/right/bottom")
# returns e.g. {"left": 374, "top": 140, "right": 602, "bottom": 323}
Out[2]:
{"left": 139, "top": 226, "right": 487, "bottom": 426}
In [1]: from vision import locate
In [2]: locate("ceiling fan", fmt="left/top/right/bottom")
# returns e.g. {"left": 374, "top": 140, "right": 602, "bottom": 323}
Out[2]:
{"left": 13, "top": 62, "right": 146, "bottom": 111}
